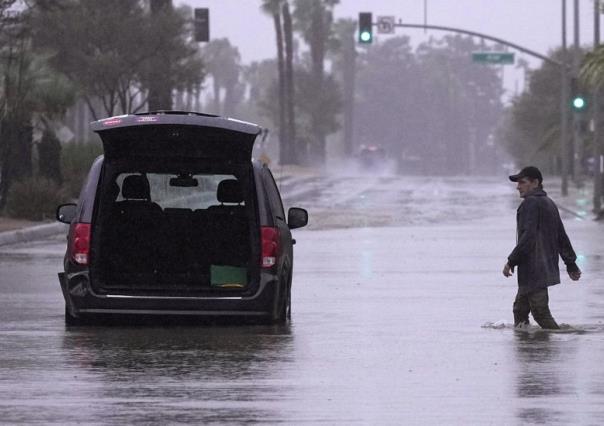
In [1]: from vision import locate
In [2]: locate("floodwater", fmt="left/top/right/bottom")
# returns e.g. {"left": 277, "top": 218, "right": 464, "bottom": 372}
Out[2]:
{"left": 0, "top": 175, "right": 603, "bottom": 424}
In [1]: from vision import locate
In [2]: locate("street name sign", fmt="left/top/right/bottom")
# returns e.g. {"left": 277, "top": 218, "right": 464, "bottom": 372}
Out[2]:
{"left": 472, "top": 52, "right": 515, "bottom": 65}
{"left": 377, "top": 16, "right": 395, "bottom": 34}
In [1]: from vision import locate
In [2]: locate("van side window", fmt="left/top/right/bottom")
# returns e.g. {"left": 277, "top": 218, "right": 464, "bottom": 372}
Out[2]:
{"left": 263, "top": 169, "right": 285, "bottom": 220}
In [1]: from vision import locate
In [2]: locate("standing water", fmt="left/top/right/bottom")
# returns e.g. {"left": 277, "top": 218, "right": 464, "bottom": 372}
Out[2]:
{"left": 0, "top": 176, "right": 603, "bottom": 424}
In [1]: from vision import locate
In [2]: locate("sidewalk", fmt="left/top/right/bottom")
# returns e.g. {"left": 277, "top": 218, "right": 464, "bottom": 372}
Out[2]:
{"left": 0, "top": 217, "right": 41, "bottom": 233}
{"left": 0, "top": 217, "right": 67, "bottom": 246}
{"left": 547, "top": 178, "right": 600, "bottom": 221}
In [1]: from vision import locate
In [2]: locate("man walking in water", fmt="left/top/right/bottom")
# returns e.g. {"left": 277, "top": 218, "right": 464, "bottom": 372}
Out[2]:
{"left": 503, "top": 166, "right": 581, "bottom": 329}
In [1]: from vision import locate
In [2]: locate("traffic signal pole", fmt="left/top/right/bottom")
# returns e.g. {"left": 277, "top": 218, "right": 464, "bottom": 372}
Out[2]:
{"left": 388, "top": 23, "right": 563, "bottom": 67}
{"left": 572, "top": 0, "right": 583, "bottom": 187}
{"left": 561, "top": 0, "right": 570, "bottom": 196}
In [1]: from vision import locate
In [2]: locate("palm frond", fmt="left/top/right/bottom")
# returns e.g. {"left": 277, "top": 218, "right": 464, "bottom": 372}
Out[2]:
{"left": 580, "top": 45, "right": 604, "bottom": 88}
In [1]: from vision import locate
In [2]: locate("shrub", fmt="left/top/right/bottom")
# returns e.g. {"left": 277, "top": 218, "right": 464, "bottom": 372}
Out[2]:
{"left": 6, "top": 177, "right": 69, "bottom": 221}
{"left": 61, "top": 141, "right": 103, "bottom": 198}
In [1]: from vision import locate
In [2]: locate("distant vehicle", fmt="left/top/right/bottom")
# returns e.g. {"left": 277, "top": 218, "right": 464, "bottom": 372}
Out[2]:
{"left": 56, "top": 111, "right": 308, "bottom": 325}
{"left": 358, "top": 145, "right": 386, "bottom": 170}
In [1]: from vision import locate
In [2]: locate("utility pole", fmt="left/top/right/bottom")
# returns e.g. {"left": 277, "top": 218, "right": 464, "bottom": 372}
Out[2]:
{"left": 594, "top": 0, "right": 603, "bottom": 213}
{"left": 561, "top": 0, "right": 569, "bottom": 196}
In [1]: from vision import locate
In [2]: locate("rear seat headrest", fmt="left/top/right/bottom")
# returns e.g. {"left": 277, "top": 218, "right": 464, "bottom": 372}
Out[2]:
{"left": 122, "top": 175, "right": 151, "bottom": 200}
{"left": 217, "top": 179, "right": 243, "bottom": 204}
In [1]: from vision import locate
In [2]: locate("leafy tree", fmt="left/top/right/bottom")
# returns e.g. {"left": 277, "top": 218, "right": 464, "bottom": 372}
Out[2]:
{"left": 355, "top": 36, "right": 418, "bottom": 164}
{"left": 498, "top": 48, "right": 584, "bottom": 173}
{"left": 37, "top": 129, "right": 62, "bottom": 184}
{"left": 415, "top": 36, "right": 503, "bottom": 173}
{"left": 355, "top": 35, "right": 503, "bottom": 174}
{"left": 0, "top": 5, "right": 74, "bottom": 209}
{"left": 31, "top": 0, "right": 203, "bottom": 119}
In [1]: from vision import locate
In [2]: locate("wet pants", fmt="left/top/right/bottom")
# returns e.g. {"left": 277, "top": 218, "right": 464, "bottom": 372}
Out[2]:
{"left": 513, "top": 288, "right": 560, "bottom": 330}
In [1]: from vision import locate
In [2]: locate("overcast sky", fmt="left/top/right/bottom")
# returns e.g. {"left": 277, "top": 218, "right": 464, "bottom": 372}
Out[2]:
{"left": 180, "top": 0, "right": 600, "bottom": 99}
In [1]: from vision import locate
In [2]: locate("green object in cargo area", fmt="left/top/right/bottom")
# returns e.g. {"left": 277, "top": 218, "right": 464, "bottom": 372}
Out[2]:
{"left": 210, "top": 265, "right": 247, "bottom": 288}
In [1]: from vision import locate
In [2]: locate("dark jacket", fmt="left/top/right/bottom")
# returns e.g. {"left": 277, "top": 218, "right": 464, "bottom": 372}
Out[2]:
{"left": 507, "top": 188, "right": 578, "bottom": 294}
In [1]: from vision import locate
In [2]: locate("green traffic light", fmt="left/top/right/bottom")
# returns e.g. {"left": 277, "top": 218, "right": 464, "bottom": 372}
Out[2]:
{"left": 359, "top": 31, "right": 372, "bottom": 43}
{"left": 572, "top": 96, "right": 586, "bottom": 111}
{"left": 358, "top": 12, "right": 373, "bottom": 44}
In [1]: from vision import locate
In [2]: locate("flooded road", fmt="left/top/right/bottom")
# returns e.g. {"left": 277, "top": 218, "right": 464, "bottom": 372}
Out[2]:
{"left": 1, "top": 175, "right": 603, "bottom": 424}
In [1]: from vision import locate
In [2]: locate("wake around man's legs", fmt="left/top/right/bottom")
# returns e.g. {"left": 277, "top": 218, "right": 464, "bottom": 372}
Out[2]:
{"left": 513, "top": 287, "right": 560, "bottom": 330}
{"left": 528, "top": 288, "right": 560, "bottom": 329}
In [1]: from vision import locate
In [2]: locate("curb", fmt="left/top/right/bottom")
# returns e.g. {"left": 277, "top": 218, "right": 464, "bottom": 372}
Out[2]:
{"left": 0, "top": 222, "right": 68, "bottom": 247}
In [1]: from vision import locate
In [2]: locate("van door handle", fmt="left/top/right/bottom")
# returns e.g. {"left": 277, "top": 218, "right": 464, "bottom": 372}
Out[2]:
{"left": 292, "top": 239, "right": 296, "bottom": 245}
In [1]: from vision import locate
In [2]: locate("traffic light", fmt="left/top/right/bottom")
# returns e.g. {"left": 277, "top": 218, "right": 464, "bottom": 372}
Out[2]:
{"left": 194, "top": 8, "right": 209, "bottom": 42}
{"left": 358, "top": 12, "right": 372, "bottom": 44}
{"left": 570, "top": 77, "right": 588, "bottom": 112}
{"left": 572, "top": 94, "right": 587, "bottom": 111}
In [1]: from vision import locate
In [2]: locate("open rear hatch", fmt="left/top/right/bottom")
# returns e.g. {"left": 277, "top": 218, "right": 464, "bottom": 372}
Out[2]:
{"left": 92, "top": 111, "right": 261, "bottom": 162}
{"left": 89, "top": 112, "right": 263, "bottom": 296}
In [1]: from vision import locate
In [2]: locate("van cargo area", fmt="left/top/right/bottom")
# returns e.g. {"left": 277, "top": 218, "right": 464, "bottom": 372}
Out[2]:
{"left": 90, "top": 161, "right": 259, "bottom": 297}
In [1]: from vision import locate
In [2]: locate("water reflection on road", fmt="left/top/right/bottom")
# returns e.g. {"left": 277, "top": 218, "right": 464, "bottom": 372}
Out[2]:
{"left": 514, "top": 331, "right": 572, "bottom": 424}
{"left": 1, "top": 176, "right": 604, "bottom": 424}
{"left": 61, "top": 325, "right": 294, "bottom": 424}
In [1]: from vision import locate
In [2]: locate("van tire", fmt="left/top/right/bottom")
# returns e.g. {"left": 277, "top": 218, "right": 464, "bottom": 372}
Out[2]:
{"left": 285, "top": 283, "right": 291, "bottom": 321}
{"left": 272, "top": 279, "right": 290, "bottom": 324}
{"left": 278, "top": 274, "right": 293, "bottom": 324}
{"left": 285, "top": 270, "right": 292, "bottom": 321}
{"left": 64, "top": 305, "right": 82, "bottom": 326}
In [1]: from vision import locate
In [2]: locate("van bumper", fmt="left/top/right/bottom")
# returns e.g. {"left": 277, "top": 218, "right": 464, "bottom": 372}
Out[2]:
{"left": 59, "top": 271, "right": 279, "bottom": 318}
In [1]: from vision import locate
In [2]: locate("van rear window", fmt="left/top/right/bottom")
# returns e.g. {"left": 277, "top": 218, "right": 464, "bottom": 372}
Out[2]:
{"left": 114, "top": 173, "right": 243, "bottom": 210}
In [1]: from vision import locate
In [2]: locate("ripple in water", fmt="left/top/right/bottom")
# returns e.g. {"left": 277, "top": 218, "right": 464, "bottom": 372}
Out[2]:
{"left": 481, "top": 321, "right": 604, "bottom": 334}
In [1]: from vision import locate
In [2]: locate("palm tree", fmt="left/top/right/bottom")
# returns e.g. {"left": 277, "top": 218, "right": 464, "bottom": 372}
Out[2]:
{"left": 202, "top": 38, "right": 241, "bottom": 115}
{"left": 293, "top": 0, "right": 339, "bottom": 164}
{"left": 261, "top": 0, "right": 289, "bottom": 164}
{"left": 147, "top": 0, "right": 173, "bottom": 111}
{"left": 282, "top": 1, "right": 297, "bottom": 164}
{"left": 580, "top": 45, "right": 604, "bottom": 88}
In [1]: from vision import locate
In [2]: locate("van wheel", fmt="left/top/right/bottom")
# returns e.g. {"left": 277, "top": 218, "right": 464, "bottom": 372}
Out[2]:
{"left": 285, "top": 283, "right": 291, "bottom": 320}
{"left": 64, "top": 305, "right": 82, "bottom": 326}
{"left": 274, "top": 281, "right": 290, "bottom": 324}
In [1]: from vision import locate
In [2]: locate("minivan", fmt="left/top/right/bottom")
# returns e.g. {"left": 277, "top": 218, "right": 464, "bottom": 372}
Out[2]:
{"left": 56, "top": 111, "right": 308, "bottom": 324}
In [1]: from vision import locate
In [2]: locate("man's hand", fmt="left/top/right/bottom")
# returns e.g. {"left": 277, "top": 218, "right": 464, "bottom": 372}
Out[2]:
{"left": 568, "top": 268, "right": 581, "bottom": 281}
{"left": 503, "top": 262, "right": 514, "bottom": 277}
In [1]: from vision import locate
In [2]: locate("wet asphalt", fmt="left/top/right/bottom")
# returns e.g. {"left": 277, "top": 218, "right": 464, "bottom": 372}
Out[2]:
{"left": 1, "top": 175, "right": 603, "bottom": 425}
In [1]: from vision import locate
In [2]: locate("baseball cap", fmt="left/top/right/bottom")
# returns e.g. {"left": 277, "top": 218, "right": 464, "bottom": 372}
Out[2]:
{"left": 509, "top": 166, "right": 543, "bottom": 184}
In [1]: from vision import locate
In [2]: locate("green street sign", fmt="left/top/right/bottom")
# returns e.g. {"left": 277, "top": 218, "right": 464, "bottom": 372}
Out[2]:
{"left": 471, "top": 52, "right": 515, "bottom": 65}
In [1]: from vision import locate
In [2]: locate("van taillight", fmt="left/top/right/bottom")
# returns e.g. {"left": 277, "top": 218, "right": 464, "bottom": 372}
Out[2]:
{"left": 71, "top": 223, "right": 91, "bottom": 265}
{"left": 261, "top": 226, "right": 279, "bottom": 268}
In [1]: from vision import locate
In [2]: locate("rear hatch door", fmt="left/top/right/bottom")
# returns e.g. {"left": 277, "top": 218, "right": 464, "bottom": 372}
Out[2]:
{"left": 91, "top": 112, "right": 262, "bottom": 162}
